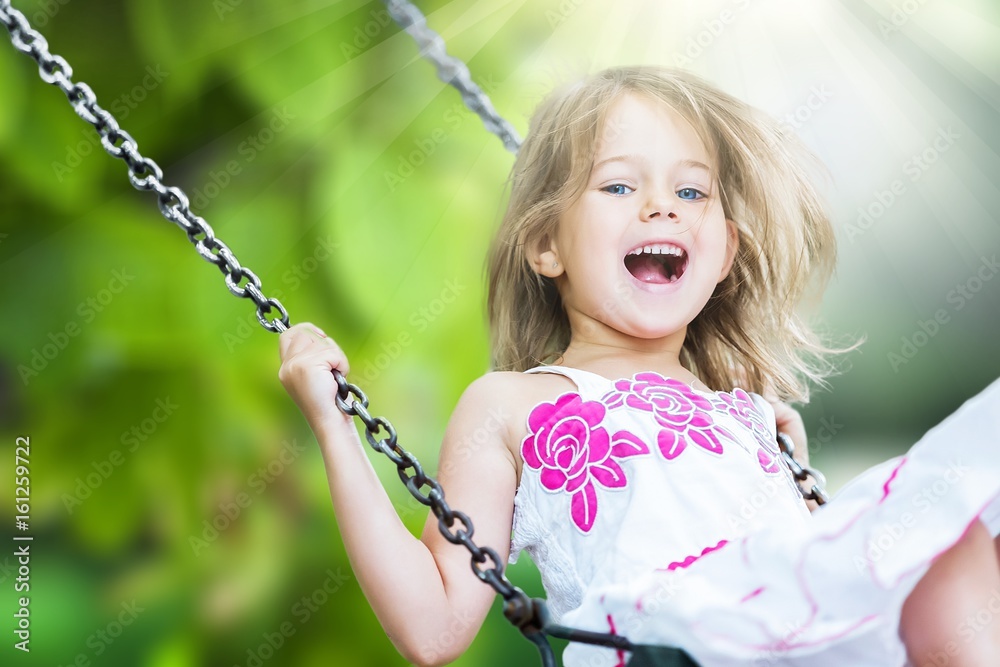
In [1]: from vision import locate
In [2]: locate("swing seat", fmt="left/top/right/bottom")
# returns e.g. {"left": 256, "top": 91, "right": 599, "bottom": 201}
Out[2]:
{"left": 523, "top": 598, "right": 702, "bottom": 667}
{"left": 627, "top": 644, "right": 700, "bottom": 667}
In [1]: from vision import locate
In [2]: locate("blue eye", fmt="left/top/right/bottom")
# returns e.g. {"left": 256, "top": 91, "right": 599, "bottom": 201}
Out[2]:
{"left": 602, "top": 183, "right": 633, "bottom": 196}
{"left": 678, "top": 188, "right": 705, "bottom": 201}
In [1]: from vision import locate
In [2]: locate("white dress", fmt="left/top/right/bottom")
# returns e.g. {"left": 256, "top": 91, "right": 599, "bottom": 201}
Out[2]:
{"left": 508, "top": 366, "right": 1000, "bottom": 667}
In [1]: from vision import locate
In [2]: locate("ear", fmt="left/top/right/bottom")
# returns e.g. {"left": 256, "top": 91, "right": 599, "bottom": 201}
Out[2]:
{"left": 526, "top": 235, "right": 565, "bottom": 279}
{"left": 717, "top": 219, "right": 740, "bottom": 282}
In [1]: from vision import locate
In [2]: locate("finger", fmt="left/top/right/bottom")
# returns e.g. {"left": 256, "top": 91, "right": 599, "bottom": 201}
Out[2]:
{"left": 279, "top": 322, "right": 331, "bottom": 360}
{"left": 300, "top": 341, "right": 351, "bottom": 376}
{"left": 770, "top": 400, "right": 803, "bottom": 429}
{"left": 281, "top": 331, "right": 351, "bottom": 376}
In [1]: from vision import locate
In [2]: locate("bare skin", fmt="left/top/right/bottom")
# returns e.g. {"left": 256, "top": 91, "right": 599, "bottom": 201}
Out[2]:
{"left": 280, "top": 324, "right": 1000, "bottom": 666}
{"left": 279, "top": 93, "right": 1000, "bottom": 664}
{"left": 900, "top": 519, "right": 1000, "bottom": 666}
{"left": 277, "top": 323, "right": 819, "bottom": 665}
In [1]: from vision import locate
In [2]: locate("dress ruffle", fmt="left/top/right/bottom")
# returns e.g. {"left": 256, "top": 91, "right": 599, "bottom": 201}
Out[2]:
{"left": 561, "top": 377, "right": 1000, "bottom": 667}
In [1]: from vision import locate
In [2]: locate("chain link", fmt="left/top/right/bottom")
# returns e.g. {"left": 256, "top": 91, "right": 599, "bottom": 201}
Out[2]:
{"left": 382, "top": 0, "right": 522, "bottom": 153}
{"left": 1, "top": 0, "right": 525, "bottom": 607}
{"left": 0, "top": 0, "right": 290, "bottom": 334}
{"left": 3, "top": 2, "right": 830, "bottom": 654}
{"left": 777, "top": 432, "right": 830, "bottom": 505}
{"left": 332, "top": 372, "right": 521, "bottom": 600}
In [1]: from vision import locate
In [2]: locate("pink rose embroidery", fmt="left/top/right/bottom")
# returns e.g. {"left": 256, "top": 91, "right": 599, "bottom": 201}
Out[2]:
{"left": 602, "top": 373, "right": 727, "bottom": 461}
{"left": 712, "top": 389, "right": 781, "bottom": 474}
{"left": 756, "top": 447, "right": 781, "bottom": 474}
{"left": 522, "top": 393, "right": 649, "bottom": 533}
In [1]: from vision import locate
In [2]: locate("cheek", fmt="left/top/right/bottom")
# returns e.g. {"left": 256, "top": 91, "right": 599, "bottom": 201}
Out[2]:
{"left": 699, "top": 225, "right": 730, "bottom": 263}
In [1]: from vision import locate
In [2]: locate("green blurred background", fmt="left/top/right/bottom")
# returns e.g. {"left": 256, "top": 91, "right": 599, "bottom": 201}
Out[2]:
{"left": 1, "top": 0, "right": 999, "bottom": 665}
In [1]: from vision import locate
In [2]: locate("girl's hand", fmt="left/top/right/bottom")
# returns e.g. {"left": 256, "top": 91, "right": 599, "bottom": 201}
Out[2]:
{"left": 767, "top": 398, "right": 822, "bottom": 512}
{"left": 768, "top": 399, "right": 809, "bottom": 468}
{"left": 278, "top": 322, "right": 354, "bottom": 435}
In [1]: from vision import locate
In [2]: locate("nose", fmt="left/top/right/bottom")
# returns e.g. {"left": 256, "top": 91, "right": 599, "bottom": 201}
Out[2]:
{"left": 640, "top": 192, "right": 679, "bottom": 222}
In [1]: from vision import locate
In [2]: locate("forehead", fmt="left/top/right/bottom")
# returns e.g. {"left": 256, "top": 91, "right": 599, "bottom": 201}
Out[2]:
{"left": 593, "top": 92, "right": 712, "bottom": 166}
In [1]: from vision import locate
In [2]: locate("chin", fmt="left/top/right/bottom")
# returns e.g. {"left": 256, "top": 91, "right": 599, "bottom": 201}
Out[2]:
{"left": 619, "top": 318, "right": 690, "bottom": 342}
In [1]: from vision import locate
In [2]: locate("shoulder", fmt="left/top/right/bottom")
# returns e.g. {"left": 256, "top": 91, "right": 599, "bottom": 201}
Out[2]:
{"left": 449, "top": 370, "right": 579, "bottom": 482}
{"left": 460, "top": 367, "right": 576, "bottom": 402}
{"left": 452, "top": 370, "right": 577, "bottom": 436}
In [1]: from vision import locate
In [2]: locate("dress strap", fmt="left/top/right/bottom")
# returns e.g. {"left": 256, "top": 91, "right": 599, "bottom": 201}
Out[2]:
{"left": 523, "top": 365, "right": 614, "bottom": 397}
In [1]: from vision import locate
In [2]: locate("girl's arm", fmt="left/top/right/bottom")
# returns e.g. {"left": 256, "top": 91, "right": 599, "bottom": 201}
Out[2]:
{"left": 278, "top": 323, "right": 518, "bottom": 666}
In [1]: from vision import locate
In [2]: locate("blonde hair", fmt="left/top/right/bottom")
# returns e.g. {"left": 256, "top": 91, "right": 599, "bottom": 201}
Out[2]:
{"left": 487, "top": 66, "right": 847, "bottom": 402}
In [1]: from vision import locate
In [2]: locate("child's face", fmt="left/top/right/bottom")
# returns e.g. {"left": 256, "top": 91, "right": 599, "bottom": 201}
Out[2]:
{"left": 534, "top": 92, "right": 738, "bottom": 344}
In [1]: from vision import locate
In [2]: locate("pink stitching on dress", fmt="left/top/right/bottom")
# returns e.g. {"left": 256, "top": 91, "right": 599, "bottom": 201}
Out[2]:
{"left": 660, "top": 539, "right": 730, "bottom": 572}
{"left": 740, "top": 586, "right": 765, "bottom": 603}
{"left": 879, "top": 457, "right": 907, "bottom": 503}
{"left": 871, "top": 491, "right": 1000, "bottom": 589}
{"left": 707, "top": 466, "right": 999, "bottom": 651}
{"left": 607, "top": 613, "right": 626, "bottom": 667}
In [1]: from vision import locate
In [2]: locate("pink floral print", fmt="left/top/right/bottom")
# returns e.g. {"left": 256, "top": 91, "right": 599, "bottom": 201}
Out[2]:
{"left": 712, "top": 388, "right": 782, "bottom": 475}
{"left": 522, "top": 394, "right": 649, "bottom": 533}
{"left": 602, "top": 373, "right": 730, "bottom": 461}
{"left": 522, "top": 373, "right": 785, "bottom": 534}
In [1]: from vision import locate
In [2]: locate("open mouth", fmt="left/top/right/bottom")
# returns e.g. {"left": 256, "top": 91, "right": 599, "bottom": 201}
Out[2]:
{"left": 624, "top": 243, "right": 688, "bottom": 284}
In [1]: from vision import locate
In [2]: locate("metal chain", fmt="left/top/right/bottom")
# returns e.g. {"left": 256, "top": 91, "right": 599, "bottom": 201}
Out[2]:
{"left": 0, "top": 0, "right": 290, "bottom": 334}
{"left": 382, "top": 0, "right": 522, "bottom": 154}
{"left": 333, "top": 374, "right": 525, "bottom": 602}
{"left": 776, "top": 432, "right": 830, "bottom": 505}
{"left": 2, "top": 3, "right": 828, "bottom": 660}
{"left": 0, "top": 0, "right": 528, "bottom": 611}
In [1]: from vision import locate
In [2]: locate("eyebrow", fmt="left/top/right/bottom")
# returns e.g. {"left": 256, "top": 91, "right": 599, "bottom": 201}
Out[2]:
{"left": 592, "top": 154, "right": 712, "bottom": 173}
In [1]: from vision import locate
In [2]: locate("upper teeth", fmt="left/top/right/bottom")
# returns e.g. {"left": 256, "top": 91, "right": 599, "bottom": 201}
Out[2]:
{"left": 627, "top": 244, "right": 683, "bottom": 257}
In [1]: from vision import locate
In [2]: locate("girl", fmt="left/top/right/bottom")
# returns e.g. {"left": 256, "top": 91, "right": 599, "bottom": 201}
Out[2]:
{"left": 278, "top": 67, "right": 1000, "bottom": 666}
